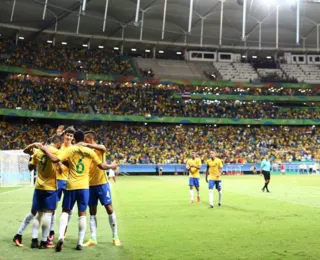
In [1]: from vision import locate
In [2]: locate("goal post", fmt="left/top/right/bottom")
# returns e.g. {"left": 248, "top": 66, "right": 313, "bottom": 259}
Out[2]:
{"left": 0, "top": 150, "right": 33, "bottom": 187}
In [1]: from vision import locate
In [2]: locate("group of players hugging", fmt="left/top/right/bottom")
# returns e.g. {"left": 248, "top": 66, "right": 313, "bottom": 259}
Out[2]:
{"left": 12, "top": 125, "right": 121, "bottom": 252}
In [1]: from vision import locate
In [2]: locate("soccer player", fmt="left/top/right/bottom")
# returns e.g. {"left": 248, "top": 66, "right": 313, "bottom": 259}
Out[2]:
{"left": 37, "top": 130, "right": 117, "bottom": 251}
{"left": 12, "top": 139, "right": 52, "bottom": 247}
{"left": 206, "top": 151, "right": 223, "bottom": 208}
{"left": 260, "top": 155, "right": 271, "bottom": 192}
{"left": 48, "top": 126, "right": 75, "bottom": 244}
{"left": 81, "top": 131, "right": 121, "bottom": 247}
{"left": 28, "top": 135, "right": 63, "bottom": 249}
{"left": 186, "top": 152, "right": 202, "bottom": 203}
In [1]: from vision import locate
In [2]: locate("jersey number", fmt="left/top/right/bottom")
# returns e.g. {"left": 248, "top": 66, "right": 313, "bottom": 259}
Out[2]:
{"left": 40, "top": 155, "right": 47, "bottom": 171}
{"left": 76, "top": 157, "right": 85, "bottom": 174}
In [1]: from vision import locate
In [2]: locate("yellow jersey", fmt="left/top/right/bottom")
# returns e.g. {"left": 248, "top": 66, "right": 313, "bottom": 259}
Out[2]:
{"left": 56, "top": 143, "right": 72, "bottom": 181}
{"left": 207, "top": 158, "right": 223, "bottom": 180}
{"left": 57, "top": 145, "right": 102, "bottom": 190}
{"left": 187, "top": 158, "right": 202, "bottom": 178}
{"left": 30, "top": 146, "right": 59, "bottom": 191}
{"left": 89, "top": 149, "right": 108, "bottom": 186}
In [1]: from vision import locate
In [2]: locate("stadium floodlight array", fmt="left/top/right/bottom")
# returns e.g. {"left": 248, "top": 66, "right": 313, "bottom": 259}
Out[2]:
{"left": 0, "top": 150, "right": 33, "bottom": 187}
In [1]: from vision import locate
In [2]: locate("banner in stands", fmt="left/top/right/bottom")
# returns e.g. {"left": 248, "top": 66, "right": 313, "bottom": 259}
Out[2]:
{"left": 173, "top": 93, "right": 320, "bottom": 102}
{"left": 1, "top": 65, "right": 320, "bottom": 89}
{"left": 0, "top": 109, "right": 319, "bottom": 125}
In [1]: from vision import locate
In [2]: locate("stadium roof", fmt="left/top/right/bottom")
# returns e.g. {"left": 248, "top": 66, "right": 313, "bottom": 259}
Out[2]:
{"left": 1, "top": 0, "right": 320, "bottom": 52}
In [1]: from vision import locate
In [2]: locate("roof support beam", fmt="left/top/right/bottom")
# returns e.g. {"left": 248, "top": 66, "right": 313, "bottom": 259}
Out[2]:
{"left": 188, "top": 0, "right": 194, "bottom": 33}
{"left": 76, "top": 5, "right": 81, "bottom": 34}
{"left": 242, "top": 0, "right": 247, "bottom": 41}
{"left": 135, "top": 0, "right": 141, "bottom": 25}
{"left": 2, "top": 22, "right": 320, "bottom": 52}
{"left": 245, "top": 8, "right": 277, "bottom": 39}
{"left": 219, "top": 0, "right": 224, "bottom": 46}
{"left": 102, "top": 0, "right": 109, "bottom": 32}
{"left": 296, "top": 0, "right": 300, "bottom": 44}
{"left": 28, "top": 0, "right": 92, "bottom": 41}
{"left": 162, "top": 0, "right": 168, "bottom": 39}
{"left": 10, "top": 0, "right": 16, "bottom": 22}
{"left": 42, "top": 0, "right": 48, "bottom": 20}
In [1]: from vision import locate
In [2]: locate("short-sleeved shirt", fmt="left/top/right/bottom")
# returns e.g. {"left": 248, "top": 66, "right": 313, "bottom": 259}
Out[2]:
{"left": 57, "top": 145, "right": 102, "bottom": 190}
{"left": 89, "top": 149, "right": 108, "bottom": 186}
{"left": 56, "top": 143, "right": 72, "bottom": 181}
{"left": 261, "top": 159, "right": 271, "bottom": 171}
{"left": 187, "top": 158, "right": 202, "bottom": 178}
{"left": 206, "top": 158, "right": 223, "bottom": 181}
{"left": 30, "top": 146, "right": 59, "bottom": 191}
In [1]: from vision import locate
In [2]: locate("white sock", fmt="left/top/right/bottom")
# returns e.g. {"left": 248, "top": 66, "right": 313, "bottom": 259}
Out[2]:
{"left": 68, "top": 209, "right": 73, "bottom": 224}
{"left": 197, "top": 190, "right": 200, "bottom": 197}
{"left": 50, "top": 212, "right": 56, "bottom": 233}
{"left": 108, "top": 212, "right": 118, "bottom": 237}
{"left": 32, "top": 212, "right": 43, "bottom": 239}
{"left": 90, "top": 215, "right": 97, "bottom": 240}
{"left": 189, "top": 190, "right": 194, "bottom": 201}
{"left": 58, "top": 212, "right": 69, "bottom": 240}
{"left": 218, "top": 190, "right": 222, "bottom": 204}
{"left": 78, "top": 216, "right": 87, "bottom": 246}
{"left": 41, "top": 213, "right": 52, "bottom": 242}
{"left": 17, "top": 213, "right": 35, "bottom": 235}
{"left": 209, "top": 189, "right": 214, "bottom": 206}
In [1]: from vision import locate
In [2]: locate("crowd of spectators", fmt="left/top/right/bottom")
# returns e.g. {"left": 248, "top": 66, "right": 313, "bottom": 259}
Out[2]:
{"left": 0, "top": 78, "right": 90, "bottom": 113}
{"left": 177, "top": 85, "right": 319, "bottom": 96}
{"left": 0, "top": 78, "right": 319, "bottom": 119}
{"left": 0, "top": 40, "right": 134, "bottom": 75}
{"left": 0, "top": 122, "right": 319, "bottom": 164}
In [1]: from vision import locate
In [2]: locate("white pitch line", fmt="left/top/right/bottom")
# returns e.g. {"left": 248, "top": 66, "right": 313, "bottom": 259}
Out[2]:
{"left": 0, "top": 186, "right": 31, "bottom": 196}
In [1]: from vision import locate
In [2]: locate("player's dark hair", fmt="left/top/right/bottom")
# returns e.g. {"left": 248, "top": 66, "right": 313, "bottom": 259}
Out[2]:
{"left": 45, "top": 137, "right": 53, "bottom": 145}
{"left": 65, "top": 126, "right": 76, "bottom": 134}
{"left": 84, "top": 130, "right": 97, "bottom": 140}
{"left": 74, "top": 130, "right": 85, "bottom": 143}
{"left": 51, "top": 135, "right": 63, "bottom": 144}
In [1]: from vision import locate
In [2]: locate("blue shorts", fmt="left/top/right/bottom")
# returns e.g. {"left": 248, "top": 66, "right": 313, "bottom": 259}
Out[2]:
{"left": 88, "top": 183, "right": 112, "bottom": 207}
{"left": 189, "top": 177, "right": 200, "bottom": 187}
{"left": 57, "top": 180, "right": 67, "bottom": 201}
{"left": 62, "top": 189, "right": 89, "bottom": 212}
{"left": 209, "top": 180, "right": 222, "bottom": 191}
{"left": 31, "top": 189, "right": 57, "bottom": 211}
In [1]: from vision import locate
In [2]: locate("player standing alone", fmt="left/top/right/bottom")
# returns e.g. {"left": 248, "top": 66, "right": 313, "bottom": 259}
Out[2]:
{"left": 186, "top": 152, "right": 202, "bottom": 203}
{"left": 260, "top": 155, "right": 271, "bottom": 193}
{"left": 206, "top": 151, "right": 223, "bottom": 208}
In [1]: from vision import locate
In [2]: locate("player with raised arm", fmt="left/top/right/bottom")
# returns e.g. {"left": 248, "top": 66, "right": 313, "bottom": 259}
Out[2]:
{"left": 29, "top": 135, "right": 63, "bottom": 249}
{"left": 47, "top": 126, "right": 75, "bottom": 244}
{"left": 12, "top": 138, "right": 53, "bottom": 247}
{"left": 186, "top": 152, "right": 202, "bottom": 203}
{"left": 81, "top": 131, "right": 121, "bottom": 247}
{"left": 206, "top": 151, "right": 223, "bottom": 209}
{"left": 37, "top": 130, "right": 117, "bottom": 251}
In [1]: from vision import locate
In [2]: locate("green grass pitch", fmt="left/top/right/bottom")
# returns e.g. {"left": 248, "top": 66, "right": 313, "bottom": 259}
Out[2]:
{"left": 1, "top": 175, "right": 320, "bottom": 260}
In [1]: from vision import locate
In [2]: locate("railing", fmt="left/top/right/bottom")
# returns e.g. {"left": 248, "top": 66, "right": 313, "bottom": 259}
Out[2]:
{"left": 118, "top": 162, "right": 320, "bottom": 175}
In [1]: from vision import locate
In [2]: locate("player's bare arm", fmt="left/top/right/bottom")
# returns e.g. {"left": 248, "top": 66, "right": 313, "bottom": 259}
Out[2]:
{"left": 77, "top": 142, "right": 107, "bottom": 152}
{"left": 205, "top": 164, "right": 209, "bottom": 183}
{"left": 23, "top": 142, "right": 41, "bottom": 155}
{"left": 98, "top": 162, "right": 118, "bottom": 170}
{"left": 36, "top": 144, "right": 60, "bottom": 163}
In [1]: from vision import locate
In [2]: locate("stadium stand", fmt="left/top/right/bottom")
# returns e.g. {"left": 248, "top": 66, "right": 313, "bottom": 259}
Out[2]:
{"left": 280, "top": 64, "right": 320, "bottom": 83}
{"left": 0, "top": 121, "right": 318, "bottom": 164}
{"left": 213, "top": 62, "right": 258, "bottom": 82}
{"left": 0, "top": 40, "right": 134, "bottom": 75}
{"left": 135, "top": 58, "right": 214, "bottom": 80}
{"left": 0, "top": 78, "right": 319, "bottom": 119}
